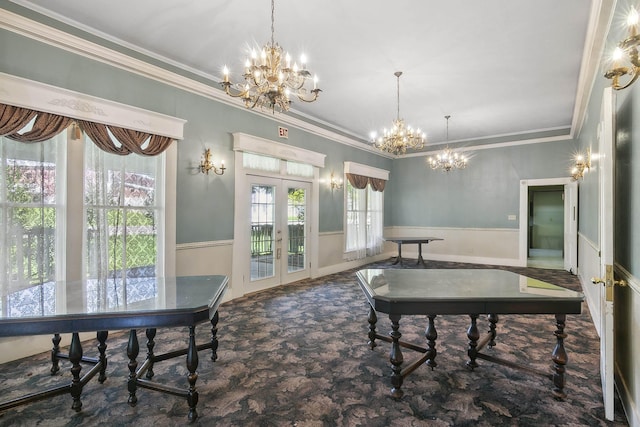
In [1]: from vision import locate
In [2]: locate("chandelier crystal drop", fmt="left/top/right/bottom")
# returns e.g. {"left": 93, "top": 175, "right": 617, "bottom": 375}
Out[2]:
{"left": 371, "top": 71, "right": 425, "bottom": 155}
{"left": 221, "top": 0, "right": 321, "bottom": 113}
{"left": 428, "top": 115, "right": 468, "bottom": 172}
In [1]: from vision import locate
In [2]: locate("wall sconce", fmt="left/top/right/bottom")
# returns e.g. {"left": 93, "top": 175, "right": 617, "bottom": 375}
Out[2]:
{"left": 330, "top": 171, "right": 343, "bottom": 190}
{"left": 571, "top": 148, "right": 591, "bottom": 181}
{"left": 199, "top": 148, "right": 226, "bottom": 175}
{"left": 604, "top": 7, "right": 640, "bottom": 90}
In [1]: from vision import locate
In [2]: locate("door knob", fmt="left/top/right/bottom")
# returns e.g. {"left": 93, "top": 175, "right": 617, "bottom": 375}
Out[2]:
{"left": 591, "top": 277, "right": 627, "bottom": 287}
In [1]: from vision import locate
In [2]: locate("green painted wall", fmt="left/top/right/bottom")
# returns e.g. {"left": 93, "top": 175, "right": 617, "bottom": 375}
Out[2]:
{"left": 389, "top": 140, "right": 576, "bottom": 228}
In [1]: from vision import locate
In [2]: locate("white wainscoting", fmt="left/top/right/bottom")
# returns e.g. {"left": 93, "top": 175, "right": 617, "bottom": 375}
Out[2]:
{"left": 176, "top": 240, "right": 235, "bottom": 300}
{"left": 578, "top": 232, "right": 602, "bottom": 335}
{"left": 384, "top": 226, "right": 522, "bottom": 266}
{"left": 316, "top": 231, "right": 391, "bottom": 277}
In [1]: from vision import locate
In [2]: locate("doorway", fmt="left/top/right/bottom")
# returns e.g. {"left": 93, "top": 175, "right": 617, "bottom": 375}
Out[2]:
{"left": 231, "top": 132, "right": 324, "bottom": 299}
{"left": 519, "top": 178, "right": 577, "bottom": 272}
{"left": 527, "top": 185, "right": 564, "bottom": 269}
{"left": 248, "top": 177, "right": 311, "bottom": 293}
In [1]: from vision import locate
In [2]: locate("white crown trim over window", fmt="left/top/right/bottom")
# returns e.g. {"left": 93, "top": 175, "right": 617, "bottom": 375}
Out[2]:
{"left": 0, "top": 72, "right": 186, "bottom": 139}
{"left": 233, "top": 132, "right": 326, "bottom": 168}
{"left": 344, "top": 161, "right": 389, "bottom": 181}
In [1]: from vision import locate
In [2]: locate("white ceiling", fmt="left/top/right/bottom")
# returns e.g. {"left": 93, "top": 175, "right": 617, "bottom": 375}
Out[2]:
{"left": 10, "top": 0, "right": 595, "bottom": 150}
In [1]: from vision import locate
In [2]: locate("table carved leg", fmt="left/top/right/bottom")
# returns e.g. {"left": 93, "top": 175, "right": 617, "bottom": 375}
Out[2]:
{"left": 466, "top": 314, "right": 480, "bottom": 370}
{"left": 50, "top": 333, "right": 62, "bottom": 375}
{"left": 367, "top": 306, "right": 378, "bottom": 349}
{"left": 69, "top": 332, "right": 83, "bottom": 411}
{"left": 210, "top": 311, "right": 219, "bottom": 362}
{"left": 552, "top": 314, "right": 568, "bottom": 400}
{"left": 97, "top": 330, "right": 108, "bottom": 383}
{"left": 487, "top": 314, "right": 499, "bottom": 348}
{"left": 425, "top": 314, "right": 438, "bottom": 369}
{"left": 389, "top": 314, "right": 404, "bottom": 398}
{"left": 127, "top": 329, "right": 139, "bottom": 406}
{"left": 145, "top": 328, "right": 156, "bottom": 379}
{"left": 186, "top": 325, "right": 200, "bottom": 422}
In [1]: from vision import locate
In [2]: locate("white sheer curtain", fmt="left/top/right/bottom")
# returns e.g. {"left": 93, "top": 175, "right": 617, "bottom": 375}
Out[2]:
{"left": 345, "top": 180, "right": 384, "bottom": 260}
{"left": 367, "top": 187, "right": 384, "bottom": 256}
{"left": 0, "top": 132, "right": 64, "bottom": 316}
{"left": 345, "top": 181, "right": 367, "bottom": 260}
{"left": 83, "top": 139, "right": 163, "bottom": 293}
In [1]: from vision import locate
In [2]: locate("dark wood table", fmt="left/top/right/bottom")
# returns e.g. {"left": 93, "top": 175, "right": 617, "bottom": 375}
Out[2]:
{"left": 384, "top": 237, "right": 443, "bottom": 267}
{"left": 356, "top": 268, "right": 584, "bottom": 399}
{"left": 0, "top": 275, "right": 228, "bottom": 423}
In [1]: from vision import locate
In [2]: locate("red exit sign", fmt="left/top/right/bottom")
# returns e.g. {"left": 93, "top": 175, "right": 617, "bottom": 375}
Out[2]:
{"left": 278, "top": 126, "right": 288, "bottom": 139}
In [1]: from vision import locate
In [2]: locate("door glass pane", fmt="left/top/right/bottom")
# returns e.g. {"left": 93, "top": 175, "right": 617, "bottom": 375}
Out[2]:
{"left": 287, "top": 186, "right": 306, "bottom": 273}
{"left": 251, "top": 184, "right": 275, "bottom": 281}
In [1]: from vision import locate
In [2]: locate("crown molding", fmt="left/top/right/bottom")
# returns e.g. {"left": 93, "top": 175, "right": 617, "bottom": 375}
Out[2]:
{"left": 0, "top": 8, "right": 386, "bottom": 155}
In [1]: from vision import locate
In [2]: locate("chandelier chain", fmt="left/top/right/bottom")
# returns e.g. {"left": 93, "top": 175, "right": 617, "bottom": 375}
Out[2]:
{"left": 270, "top": 0, "right": 275, "bottom": 47}
{"left": 396, "top": 72, "right": 401, "bottom": 120}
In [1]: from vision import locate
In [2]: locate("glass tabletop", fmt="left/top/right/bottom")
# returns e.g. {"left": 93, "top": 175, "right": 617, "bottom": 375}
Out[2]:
{"left": 0, "top": 275, "right": 228, "bottom": 321}
{"left": 357, "top": 269, "right": 583, "bottom": 302}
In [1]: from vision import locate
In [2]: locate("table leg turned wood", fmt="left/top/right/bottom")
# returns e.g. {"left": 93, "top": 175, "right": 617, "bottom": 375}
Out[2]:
{"left": 97, "top": 330, "right": 108, "bottom": 383}
{"left": 552, "top": 314, "right": 568, "bottom": 400}
{"left": 389, "top": 314, "right": 404, "bottom": 398}
{"left": 50, "top": 333, "right": 61, "bottom": 375}
{"left": 145, "top": 328, "right": 156, "bottom": 379}
{"left": 425, "top": 314, "right": 438, "bottom": 369}
{"left": 466, "top": 314, "right": 480, "bottom": 370}
{"left": 127, "top": 329, "right": 139, "bottom": 406}
{"left": 186, "top": 325, "right": 200, "bottom": 422}
{"left": 69, "top": 332, "right": 83, "bottom": 412}
{"left": 487, "top": 314, "right": 499, "bottom": 348}
{"left": 367, "top": 305, "right": 378, "bottom": 349}
{"left": 210, "top": 311, "right": 219, "bottom": 362}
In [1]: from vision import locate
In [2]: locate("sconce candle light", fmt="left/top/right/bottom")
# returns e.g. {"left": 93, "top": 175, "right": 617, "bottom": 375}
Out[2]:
{"left": 604, "top": 7, "right": 640, "bottom": 90}
{"left": 199, "top": 148, "right": 226, "bottom": 175}
{"left": 330, "top": 171, "right": 343, "bottom": 190}
{"left": 571, "top": 148, "right": 591, "bottom": 181}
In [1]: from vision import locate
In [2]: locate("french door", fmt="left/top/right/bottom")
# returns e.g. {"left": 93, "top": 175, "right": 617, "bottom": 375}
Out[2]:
{"left": 595, "top": 86, "right": 616, "bottom": 420}
{"left": 247, "top": 176, "right": 311, "bottom": 293}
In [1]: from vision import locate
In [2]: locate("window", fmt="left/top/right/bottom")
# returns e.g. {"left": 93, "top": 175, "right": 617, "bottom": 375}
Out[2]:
{"left": 0, "top": 132, "right": 165, "bottom": 316}
{"left": 0, "top": 133, "right": 64, "bottom": 317}
{"left": 343, "top": 162, "right": 388, "bottom": 261}
{"left": 345, "top": 181, "right": 384, "bottom": 260}
{"left": 83, "top": 140, "right": 164, "bottom": 305}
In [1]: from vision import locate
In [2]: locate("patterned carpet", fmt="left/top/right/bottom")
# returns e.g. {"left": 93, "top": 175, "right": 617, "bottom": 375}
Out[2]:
{"left": 0, "top": 259, "right": 630, "bottom": 426}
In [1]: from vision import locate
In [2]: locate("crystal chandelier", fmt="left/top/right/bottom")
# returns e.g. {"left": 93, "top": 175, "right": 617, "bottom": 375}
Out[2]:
{"left": 428, "top": 115, "right": 468, "bottom": 172}
{"left": 221, "top": 0, "right": 321, "bottom": 113}
{"left": 371, "top": 71, "right": 425, "bottom": 155}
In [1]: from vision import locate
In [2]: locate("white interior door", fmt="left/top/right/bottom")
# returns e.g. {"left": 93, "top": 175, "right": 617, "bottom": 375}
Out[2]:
{"left": 597, "top": 86, "right": 615, "bottom": 421}
{"left": 247, "top": 177, "right": 311, "bottom": 294}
